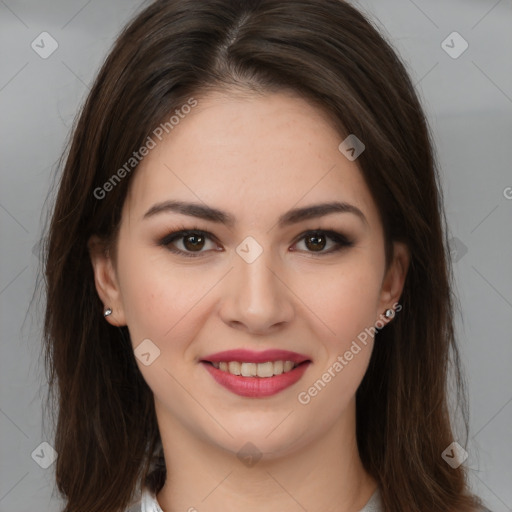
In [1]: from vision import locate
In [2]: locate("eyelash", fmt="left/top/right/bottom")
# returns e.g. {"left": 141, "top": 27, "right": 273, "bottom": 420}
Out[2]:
{"left": 158, "top": 224, "right": 354, "bottom": 258}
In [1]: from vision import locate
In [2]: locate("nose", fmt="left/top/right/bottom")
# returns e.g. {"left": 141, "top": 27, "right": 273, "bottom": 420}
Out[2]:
{"left": 218, "top": 247, "right": 295, "bottom": 335}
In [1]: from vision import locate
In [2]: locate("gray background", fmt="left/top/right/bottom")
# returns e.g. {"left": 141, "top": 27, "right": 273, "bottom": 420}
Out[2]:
{"left": 0, "top": 0, "right": 511, "bottom": 511}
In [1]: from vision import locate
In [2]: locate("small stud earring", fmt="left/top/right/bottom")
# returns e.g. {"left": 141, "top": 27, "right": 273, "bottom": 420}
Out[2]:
{"left": 104, "top": 308, "right": 112, "bottom": 317}
{"left": 384, "top": 308, "right": 394, "bottom": 319}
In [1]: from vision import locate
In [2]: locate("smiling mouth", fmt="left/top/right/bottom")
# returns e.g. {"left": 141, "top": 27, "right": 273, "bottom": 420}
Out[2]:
{"left": 202, "top": 360, "right": 310, "bottom": 378}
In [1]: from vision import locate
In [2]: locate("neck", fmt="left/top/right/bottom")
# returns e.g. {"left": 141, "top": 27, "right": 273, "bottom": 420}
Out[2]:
{"left": 154, "top": 397, "right": 378, "bottom": 512}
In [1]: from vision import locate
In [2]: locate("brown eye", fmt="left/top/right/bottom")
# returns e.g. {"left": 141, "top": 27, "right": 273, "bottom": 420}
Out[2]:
{"left": 160, "top": 228, "right": 218, "bottom": 257}
{"left": 304, "top": 232, "right": 326, "bottom": 252}
{"left": 160, "top": 227, "right": 353, "bottom": 258}
{"left": 293, "top": 230, "right": 354, "bottom": 255}
{"left": 182, "top": 233, "right": 206, "bottom": 251}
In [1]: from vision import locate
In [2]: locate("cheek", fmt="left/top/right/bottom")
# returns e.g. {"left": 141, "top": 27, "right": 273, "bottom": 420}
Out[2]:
{"left": 295, "top": 255, "right": 383, "bottom": 346}
{"left": 115, "top": 243, "right": 172, "bottom": 340}
{"left": 295, "top": 264, "right": 380, "bottom": 415}
{"left": 116, "top": 245, "right": 214, "bottom": 348}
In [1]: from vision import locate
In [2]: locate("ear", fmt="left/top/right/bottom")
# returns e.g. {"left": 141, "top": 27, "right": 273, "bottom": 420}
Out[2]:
{"left": 376, "top": 241, "right": 410, "bottom": 324}
{"left": 87, "top": 235, "right": 127, "bottom": 327}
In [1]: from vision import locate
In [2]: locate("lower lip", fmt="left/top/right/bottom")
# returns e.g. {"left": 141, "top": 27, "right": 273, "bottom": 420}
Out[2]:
{"left": 201, "top": 361, "right": 311, "bottom": 397}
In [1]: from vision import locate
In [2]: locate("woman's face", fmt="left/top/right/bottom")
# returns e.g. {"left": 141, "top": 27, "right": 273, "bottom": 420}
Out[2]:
{"left": 90, "top": 90, "right": 409, "bottom": 459}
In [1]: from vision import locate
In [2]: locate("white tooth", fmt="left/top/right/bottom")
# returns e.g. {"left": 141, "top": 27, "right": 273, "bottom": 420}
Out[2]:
{"left": 283, "top": 361, "right": 294, "bottom": 372}
{"left": 228, "top": 361, "right": 241, "bottom": 375}
{"left": 273, "top": 360, "right": 284, "bottom": 375}
{"left": 240, "top": 362, "right": 257, "bottom": 377}
{"left": 257, "top": 362, "right": 274, "bottom": 378}
{"left": 213, "top": 360, "right": 301, "bottom": 377}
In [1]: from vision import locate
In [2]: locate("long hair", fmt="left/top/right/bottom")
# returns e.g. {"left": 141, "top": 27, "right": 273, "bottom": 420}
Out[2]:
{"left": 41, "top": 1, "right": 483, "bottom": 510}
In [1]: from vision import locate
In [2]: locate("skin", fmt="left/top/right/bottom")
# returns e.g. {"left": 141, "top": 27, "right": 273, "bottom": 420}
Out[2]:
{"left": 89, "top": 89, "right": 410, "bottom": 512}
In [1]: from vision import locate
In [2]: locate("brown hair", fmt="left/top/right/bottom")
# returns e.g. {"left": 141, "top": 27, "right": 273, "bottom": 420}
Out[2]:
{"left": 41, "top": 0, "right": 484, "bottom": 511}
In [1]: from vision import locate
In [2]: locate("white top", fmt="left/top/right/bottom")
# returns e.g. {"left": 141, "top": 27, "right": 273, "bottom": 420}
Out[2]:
{"left": 127, "top": 485, "right": 383, "bottom": 512}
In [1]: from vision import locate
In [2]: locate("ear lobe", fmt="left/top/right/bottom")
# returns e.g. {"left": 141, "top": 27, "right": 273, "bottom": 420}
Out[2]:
{"left": 378, "top": 241, "right": 410, "bottom": 318}
{"left": 87, "top": 235, "right": 126, "bottom": 326}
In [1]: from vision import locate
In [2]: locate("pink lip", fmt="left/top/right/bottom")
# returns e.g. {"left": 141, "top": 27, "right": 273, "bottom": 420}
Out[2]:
{"left": 201, "top": 360, "right": 311, "bottom": 398}
{"left": 200, "top": 349, "right": 311, "bottom": 365}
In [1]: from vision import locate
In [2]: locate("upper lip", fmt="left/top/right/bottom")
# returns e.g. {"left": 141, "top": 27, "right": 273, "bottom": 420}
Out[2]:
{"left": 201, "top": 349, "right": 311, "bottom": 364}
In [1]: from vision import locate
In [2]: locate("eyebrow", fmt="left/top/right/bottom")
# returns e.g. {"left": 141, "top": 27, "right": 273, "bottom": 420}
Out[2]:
{"left": 142, "top": 200, "right": 368, "bottom": 228}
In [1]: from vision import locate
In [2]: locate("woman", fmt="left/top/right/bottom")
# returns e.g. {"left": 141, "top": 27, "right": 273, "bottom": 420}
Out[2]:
{"left": 41, "top": 0, "right": 487, "bottom": 511}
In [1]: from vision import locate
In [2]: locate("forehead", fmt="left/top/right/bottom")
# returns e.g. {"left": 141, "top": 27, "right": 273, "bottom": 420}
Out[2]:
{"left": 123, "top": 90, "right": 380, "bottom": 229}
